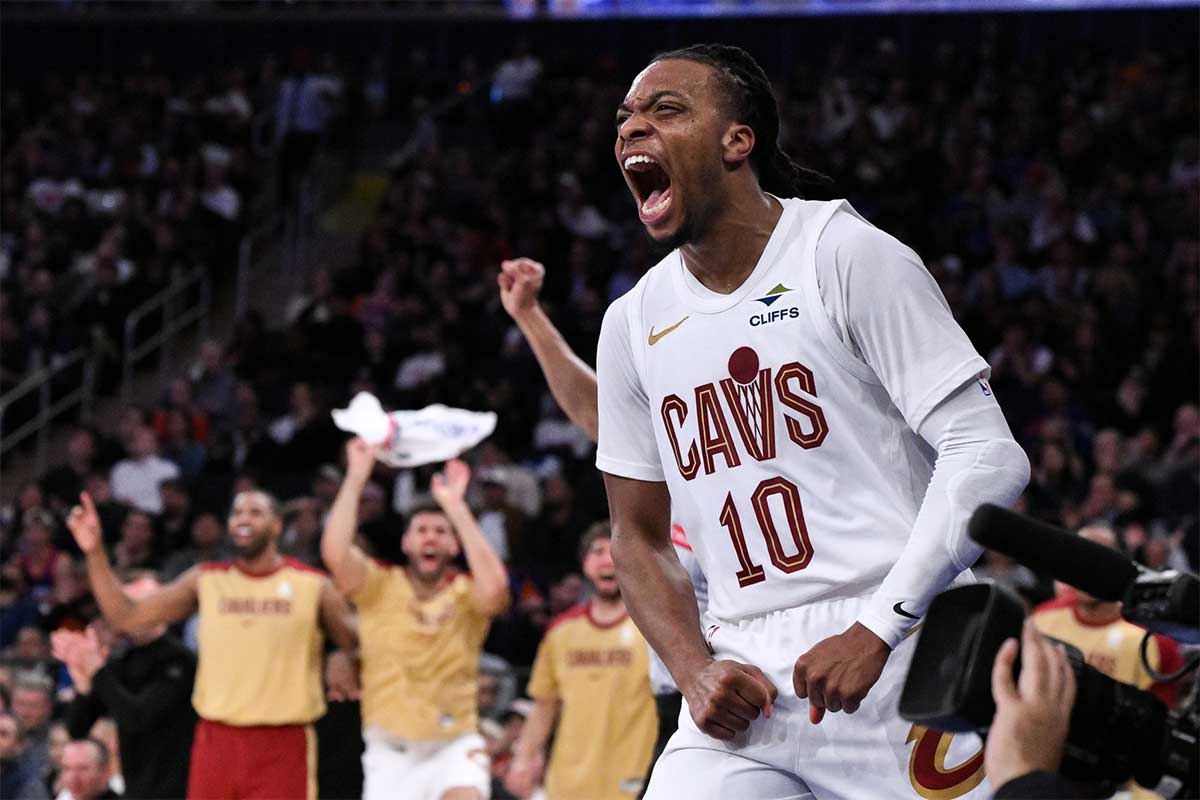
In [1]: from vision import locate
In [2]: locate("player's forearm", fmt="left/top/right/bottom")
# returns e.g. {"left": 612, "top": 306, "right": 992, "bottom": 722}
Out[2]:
{"left": 513, "top": 303, "right": 599, "bottom": 441}
{"left": 441, "top": 499, "right": 509, "bottom": 612}
{"left": 611, "top": 523, "right": 712, "bottom": 693}
{"left": 858, "top": 383, "right": 1031, "bottom": 647}
{"left": 84, "top": 549, "right": 139, "bottom": 631}
{"left": 514, "top": 698, "right": 558, "bottom": 760}
{"left": 321, "top": 477, "right": 366, "bottom": 581}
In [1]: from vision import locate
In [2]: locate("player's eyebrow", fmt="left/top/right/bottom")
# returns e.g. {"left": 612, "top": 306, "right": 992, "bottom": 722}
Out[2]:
{"left": 616, "top": 90, "right": 687, "bottom": 119}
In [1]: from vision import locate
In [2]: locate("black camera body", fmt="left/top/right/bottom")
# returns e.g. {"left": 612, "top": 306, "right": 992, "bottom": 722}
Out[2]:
{"left": 899, "top": 583, "right": 1197, "bottom": 796}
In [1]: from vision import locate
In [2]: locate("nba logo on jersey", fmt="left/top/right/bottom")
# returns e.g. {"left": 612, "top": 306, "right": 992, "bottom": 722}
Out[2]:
{"left": 977, "top": 376, "right": 992, "bottom": 397}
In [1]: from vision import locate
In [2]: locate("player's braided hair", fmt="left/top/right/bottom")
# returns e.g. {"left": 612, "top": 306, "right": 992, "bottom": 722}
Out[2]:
{"left": 653, "top": 43, "right": 831, "bottom": 198}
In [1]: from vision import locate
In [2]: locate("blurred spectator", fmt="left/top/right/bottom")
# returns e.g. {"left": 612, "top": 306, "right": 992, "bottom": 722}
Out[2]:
{"left": 0, "top": 711, "right": 50, "bottom": 800}
{"left": 159, "top": 411, "right": 207, "bottom": 483}
{"left": 275, "top": 48, "right": 342, "bottom": 206}
{"left": 36, "top": 560, "right": 95, "bottom": 635}
{"left": 55, "top": 576, "right": 196, "bottom": 800}
{"left": 155, "top": 481, "right": 194, "bottom": 556}
{"left": 39, "top": 430, "right": 98, "bottom": 515}
{"left": 189, "top": 341, "right": 237, "bottom": 427}
{"left": 281, "top": 497, "right": 322, "bottom": 567}
{"left": 159, "top": 511, "right": 226, "bottom": 580}
{"left": 112, "top": 511, "right": 156, "bottom": 572}
{"left": 1, "top": 564, "right": 40, "bottom": 650}
{"left": 9, "top": 511, "right": 71, "bottom": 602}
{"left": 11, "top": 673, "right": 54, "bottom": 782}
{"left": 109, "top": 428, "right": 179, "bottom": 515}
{"left": 58, "top": 738, "right": 118, "bottom": 800}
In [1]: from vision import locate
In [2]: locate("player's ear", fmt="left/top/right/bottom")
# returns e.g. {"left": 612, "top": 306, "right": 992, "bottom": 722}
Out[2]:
{"left": 722, "top": 123, "right": 756, "bottom": 167}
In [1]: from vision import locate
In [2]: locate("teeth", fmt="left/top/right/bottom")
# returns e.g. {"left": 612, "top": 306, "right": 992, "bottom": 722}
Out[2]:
{"left": 624, "top": 154, "right": 657, "bottom": 169}
{"left": 641, "top": 192, "right": 670, "bottom": 216}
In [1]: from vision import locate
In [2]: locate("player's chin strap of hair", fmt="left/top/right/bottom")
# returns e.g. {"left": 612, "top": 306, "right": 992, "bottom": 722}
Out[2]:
{"left": 856, "top": 376, "right": 1032, "bottom": 649}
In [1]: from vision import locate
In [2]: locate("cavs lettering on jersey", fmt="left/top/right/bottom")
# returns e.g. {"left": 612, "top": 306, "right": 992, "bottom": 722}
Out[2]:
{"left": 597, "top": 198, "right": 989, "bottom": 622}
{"left": 528, "top": 605, "right": 656, "bottom": 800}
{"left": 352, "top": 561, "right": 490, "bottom": 741}
{"left": 192, "top": 558, "right": 325, "bottom": 725}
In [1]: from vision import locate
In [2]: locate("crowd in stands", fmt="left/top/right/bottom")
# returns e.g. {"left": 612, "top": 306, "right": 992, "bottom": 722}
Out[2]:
{"left": 0, "top": 26, "right": 1197, "bottom": 800}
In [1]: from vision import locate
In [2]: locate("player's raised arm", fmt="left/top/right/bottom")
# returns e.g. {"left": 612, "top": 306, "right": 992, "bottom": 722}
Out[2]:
{"left": 499, "top": 257, "right": 598, "bottom": 440}
{"left": 68, "top": 493, "right": 199, "bottom": 631}
{"left": 320, "top": 438, "right": 376, "bottom": 595}
{"left": 431, "top": 459, "right": 509, "bottom": 616}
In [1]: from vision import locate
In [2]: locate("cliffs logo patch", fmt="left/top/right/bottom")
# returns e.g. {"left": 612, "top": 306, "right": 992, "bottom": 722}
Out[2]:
{"left": 755, "top": 283, "right": 793, "bottom": 307}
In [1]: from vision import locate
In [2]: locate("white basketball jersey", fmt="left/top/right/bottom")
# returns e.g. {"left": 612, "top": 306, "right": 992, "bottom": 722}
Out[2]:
{"left": 596, "top": 199, "right": 989, "bottom": 623}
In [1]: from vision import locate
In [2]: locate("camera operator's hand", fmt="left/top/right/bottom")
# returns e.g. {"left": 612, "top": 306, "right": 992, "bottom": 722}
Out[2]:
{"left": 985, "top": 619, "right": 1076, "bottom": 791}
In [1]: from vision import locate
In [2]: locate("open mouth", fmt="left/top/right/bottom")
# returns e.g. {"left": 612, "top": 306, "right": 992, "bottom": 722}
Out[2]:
{"left": 623, "top": 154, "right": 673, "bottom": 224}
{"left": 232, "top": 524, "right": 254, "bottom": 542}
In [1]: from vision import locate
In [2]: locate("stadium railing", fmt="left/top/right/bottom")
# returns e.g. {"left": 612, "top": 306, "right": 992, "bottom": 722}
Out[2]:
{"left": 0, "top": 348, "right": 96, "bottom": 474}
{"left": 121, "top": 267, "right": 213, "bottom": 404}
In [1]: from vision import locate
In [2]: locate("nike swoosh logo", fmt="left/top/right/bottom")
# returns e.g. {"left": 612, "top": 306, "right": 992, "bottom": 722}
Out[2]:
{"left": 648, "top": 316, "right": 689, "bottom": 346}
{"left": 893, "top": 602, "right": 920, "bottom": 620}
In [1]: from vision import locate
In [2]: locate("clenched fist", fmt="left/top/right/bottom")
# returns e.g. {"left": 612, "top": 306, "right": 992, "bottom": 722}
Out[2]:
{"left": 498, "top": 258, "right": 546, "bottom": 320}
{"left": 682, "top": 659, "right": 777, "bottom": 740}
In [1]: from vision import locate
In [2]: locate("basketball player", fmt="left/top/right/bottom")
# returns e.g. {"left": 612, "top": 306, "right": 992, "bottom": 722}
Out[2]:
{"left": 498, "top": 257, "right": 707, "bottom": 774}
{"left": 66, "top": 490, "right": 356, "bottom": 800}
{"left": 597, "top": 45, "right": 1032, "bottom": 798}
{"left": 505, "top": 524, "right": 658, "bottom": 800}
{"left": 321, "top": 439, "right": 509, "bottom": 800}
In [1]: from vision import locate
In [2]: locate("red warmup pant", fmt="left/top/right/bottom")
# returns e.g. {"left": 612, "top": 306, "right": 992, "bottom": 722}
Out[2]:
{"left": 188, "top": 718, "right": 316, "bottom": 799}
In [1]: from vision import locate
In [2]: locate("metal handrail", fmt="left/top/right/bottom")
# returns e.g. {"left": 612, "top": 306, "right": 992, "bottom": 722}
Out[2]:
{"left": 234, "top": 212, "right": 284, "bottom": 320}
{"left": 0, "top": 347, "right": 95, "bottom": 473}
{"left": 121, "top": 267, "right": 212, "bottom": 403}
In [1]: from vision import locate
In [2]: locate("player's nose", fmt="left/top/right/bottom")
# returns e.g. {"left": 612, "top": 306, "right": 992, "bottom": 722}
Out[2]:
{"left": 617, "top": 113, "right": 652, "bottom": 145}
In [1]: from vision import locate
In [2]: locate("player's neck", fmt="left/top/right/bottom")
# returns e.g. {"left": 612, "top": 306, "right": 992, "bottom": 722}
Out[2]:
{"left": 1075, "top": 598, "right": 1122, "bottom": 625}
{"left": 679, "top": 189, "right": 782, "bottom": 295}
{"left": 237, "top": 547, "right": 283, "bottom": 575}
{"left": 589, "top": 595, "right": 626, "bottom": 624}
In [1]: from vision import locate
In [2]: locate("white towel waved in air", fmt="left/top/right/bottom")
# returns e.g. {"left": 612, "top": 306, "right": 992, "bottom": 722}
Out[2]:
{"left": 331, "top": 392, "right": 497, "bottom": 468}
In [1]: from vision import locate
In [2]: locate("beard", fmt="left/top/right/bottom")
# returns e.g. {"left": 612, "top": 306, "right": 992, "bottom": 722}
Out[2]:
{"left": 233, "top": 534, "right": 271, "bottom": 560}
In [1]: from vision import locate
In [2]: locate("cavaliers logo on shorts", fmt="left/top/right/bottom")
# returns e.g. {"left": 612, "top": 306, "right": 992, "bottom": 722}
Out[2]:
{"left": 904, "top": 724, "right": 985, "bottom": 800}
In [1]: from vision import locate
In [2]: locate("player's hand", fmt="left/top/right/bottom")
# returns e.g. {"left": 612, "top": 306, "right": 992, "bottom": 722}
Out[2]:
{"left": 793, "top": 622, "right": 890, "bottom": 724}
{"left": 324, "top": 649, "right": 360, "bottom": 701}
{"left": 985, "top": 619, "right": 1076, "bottom": 790}
{"left": 681, "top": 659, "right": 778, "bottom": 740}
{"left": 67, "top": 492, "right": 103, "bottom": 555}
{"left": 431, "top": 459, "right": 470, "bottom": 508}
{"left": 51, "top": 627, "right": 108, "bottom": 694}
{"left": 498, "top": 258, "right": 546, "bottom": 320}
{"left": 344, "top": 437, "right": 379, "bottom": 484}
{"left": 504, "top": 750, "right": 545, "bottom": 799}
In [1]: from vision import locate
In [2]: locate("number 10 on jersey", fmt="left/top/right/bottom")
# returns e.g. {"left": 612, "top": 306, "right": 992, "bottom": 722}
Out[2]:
{"left": 720, "top": 476, "right": 814, "bottom": 587}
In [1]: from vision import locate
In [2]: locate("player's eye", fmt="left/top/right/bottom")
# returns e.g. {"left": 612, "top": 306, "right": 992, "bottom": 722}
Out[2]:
{"left": 655, "top": 103, "right": 678, "bottom": 113}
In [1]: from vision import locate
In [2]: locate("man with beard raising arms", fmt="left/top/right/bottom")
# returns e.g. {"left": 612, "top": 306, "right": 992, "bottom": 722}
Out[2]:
{"left": 67, "top": 490, "right": 356, "bottom": 800}
{"left": 505, "top": 524, "right": 658, "bottom": 800}
{"left": 321, "top": 440, "right": 509, "bottom": 800}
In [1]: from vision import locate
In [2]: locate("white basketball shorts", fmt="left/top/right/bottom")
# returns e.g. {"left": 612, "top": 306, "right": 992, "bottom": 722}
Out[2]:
{"left": 362, "top": 727, "right": 491, "bottom": 800}
{"left": 644, "top": 593, "right": 990, "bottom": 800}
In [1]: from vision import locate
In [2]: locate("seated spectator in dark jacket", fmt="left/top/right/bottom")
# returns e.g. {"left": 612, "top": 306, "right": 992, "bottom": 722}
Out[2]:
{"left": 53, "top": 574, "right": 196, "bottom": 800}
{"left": 0, "top": 711, "right": 50, "bottom": 799}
